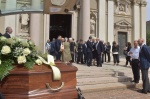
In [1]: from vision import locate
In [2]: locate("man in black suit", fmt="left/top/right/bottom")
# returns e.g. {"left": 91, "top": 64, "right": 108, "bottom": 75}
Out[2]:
{"left": 86, "top": 36, "right": 93, "bottom": 66}
{"left": 106, "top": 42, "right": 111, "bottom": 62}
{"left": 69, "top": 38, "right": 75, "bottom": 62}
{"left": 3, "top": 27, "right": 13, "bottom": 38}
{"left": 137, "top": 38, "right": 150, "bottom": 94}
{"left": 82, "top": 41, "right": 87, "bottom": 64}
{"left": 96, "top": 38, "right": 103, "bottom": 67}
{"left": 55, "top": 35, "right": 62, "bottom": 60}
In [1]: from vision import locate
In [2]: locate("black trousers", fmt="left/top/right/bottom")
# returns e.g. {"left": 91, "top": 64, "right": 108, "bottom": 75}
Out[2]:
{"left": 83, "top": 53, "right": 87, "bottom": 63}
{"left": 101, "top": 54, "right": 104, "bottom": 63}
{"left": 131, "top": 59, "right": 140, "bottom": 82}
{"left": 71, "top": 53, "right": 74, "bottom": 62}
{"left": 87, "top": 52, "right": 92, "bottom": 66}
{"left": 104, "top": 51, "right": 107, "bottom": 62}
{"left": 96, "top": 54, "right": 102, "bottom": 66}
{"left": 56, "top": 51, "right": 61, "bottom": 60}
{"left": 113, "top": 54, "right": 119, "bottom": 64}
{"left": 107, "top": 52, "right": 110, "bottom": 62}
{"left": 141, "top": 68, "right": 150, "bottom": 92}
{"left": 126, "top": 56, "right": 131, "bottom": 65}
{"left": 77, "top": 52, "right": 83, "bottom": 63}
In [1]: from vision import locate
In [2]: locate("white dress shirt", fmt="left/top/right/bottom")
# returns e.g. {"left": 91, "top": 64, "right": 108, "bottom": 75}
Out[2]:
{"left": 128, "top": 46, "right": 140, "bottom": 59}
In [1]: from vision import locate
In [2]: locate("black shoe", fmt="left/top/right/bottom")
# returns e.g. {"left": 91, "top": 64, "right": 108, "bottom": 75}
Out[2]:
{"left": 131, "top": 80, "right": 135, "bottom": 83}
{"left": 135, "top": 81, "right": 139, "bottom": 84}
{"left": 137, "top": 89, "right": 147, "bottom": 94}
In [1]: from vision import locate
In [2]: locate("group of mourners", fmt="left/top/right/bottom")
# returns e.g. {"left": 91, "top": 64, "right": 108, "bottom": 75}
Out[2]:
{"left": 46, "top": 35, "right": 121, "bottom": 67}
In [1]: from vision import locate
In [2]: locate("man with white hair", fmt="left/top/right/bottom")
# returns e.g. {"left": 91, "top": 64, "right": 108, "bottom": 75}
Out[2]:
{"left": 3, "top": 27, "right": 13, "bottom": 38}
{"left": 137, "top": 38, "right": 150, "bottom": 94}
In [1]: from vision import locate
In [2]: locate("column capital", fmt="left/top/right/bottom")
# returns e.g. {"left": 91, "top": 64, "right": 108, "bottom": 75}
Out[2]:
{"left": 133, "top": 0, "right": 140, "bottom": 6}
{"left": 141, "top": 1, "right": 147, "bottom": 7}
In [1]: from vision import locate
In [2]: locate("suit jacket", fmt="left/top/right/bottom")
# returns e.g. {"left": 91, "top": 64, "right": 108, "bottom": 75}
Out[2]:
{"left": 3, "top": 32, "right": 11, "bottom": 38}
{"left": 86, "top": 40, "right": 93, "bottom": 52}
{"left": 55, "top": 39, "right": 61, "bottom": 52}
{"left": 106, "top": 45, "right": 111, "bottom": 53}
{"left": 96, "top": 41, "right": 103, "bottom": 54}
{"left": 82, "top": 43, "right": 87, "bottom": 54}
{"left": 50, "top": 41, "right": 55, "bottom": 53}
{"left": 70, "top": 42, "right": 75, "bottom": 52}
{"left": 77, "top": 43, "right": 83, "bottom": 52}
{"left": 139, "top": 45, "right": 150, "bottom": 69}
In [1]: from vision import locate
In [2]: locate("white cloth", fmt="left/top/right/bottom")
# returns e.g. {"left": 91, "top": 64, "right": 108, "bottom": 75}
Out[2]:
{"left": 113, "top": 52, "right": 118, "bottom": 54}
{"left": 128, "top": 46, "right": 140, "bottom": 59}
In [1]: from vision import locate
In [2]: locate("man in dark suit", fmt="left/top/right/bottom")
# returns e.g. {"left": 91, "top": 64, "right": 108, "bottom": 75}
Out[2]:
{"left": 69, "top": 38, "right": 75, "bottom": 62}
{"left": 55, "top": 35, "right": 62, "bottom": 60}
{"left": 96, "top": 38, "right": 103, "bottom": 67}
{"left": 82, "top": 41, "right": 87, "bottom": 64}
{"left": 86, "top": 36, "right": 93, "bottom": 66}
{"left": 3, "top": 27, "right": 13, "bottom": 38}
{"left": 138, "top": 38, "right": 150, "bottom": 94}
{"left": 106, "top": 42, "right": 111, "bottom": 62}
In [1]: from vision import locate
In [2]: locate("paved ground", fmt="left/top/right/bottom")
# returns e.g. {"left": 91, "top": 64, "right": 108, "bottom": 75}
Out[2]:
{"left": 73, "top": 58, "right": 150, "bottom": 99}
{"left": 83, "top": 88, "right": 150, "bottom": 99}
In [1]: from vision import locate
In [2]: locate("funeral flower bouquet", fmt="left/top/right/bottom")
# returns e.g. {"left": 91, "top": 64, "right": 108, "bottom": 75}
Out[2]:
{"left": 0, "top": 36, "right": 43, "bottom": 80}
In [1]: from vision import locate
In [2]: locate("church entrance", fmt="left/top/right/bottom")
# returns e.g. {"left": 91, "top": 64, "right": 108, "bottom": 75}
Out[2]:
{"left": 50, "top": 14, "right": 72, "bottom": 40}
{"left": 118, "top": 32, "right": 127, "bottom": 56}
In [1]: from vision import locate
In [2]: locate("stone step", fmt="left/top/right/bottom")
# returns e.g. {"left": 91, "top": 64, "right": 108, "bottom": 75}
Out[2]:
{"left": 77, "top": 72, "right": 128, "bottom": 78}
{"left": 77, "top": 76, "right": 132, "bottom": 86}
{"left": 77, "top": 81, "right": 143, "bottom": 93}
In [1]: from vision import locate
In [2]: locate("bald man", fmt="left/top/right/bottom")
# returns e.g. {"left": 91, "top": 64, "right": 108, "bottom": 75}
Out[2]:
{"left": 3, "top": 27, "right": 13, "bottom": 38}
{"left": 138, "top": 38, "right": 150, "bottom": 94}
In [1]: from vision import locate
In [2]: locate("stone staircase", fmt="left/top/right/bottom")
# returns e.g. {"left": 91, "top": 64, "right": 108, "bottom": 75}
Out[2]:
{"left": 73, "top": 60, "right": 148, "bottom": 93}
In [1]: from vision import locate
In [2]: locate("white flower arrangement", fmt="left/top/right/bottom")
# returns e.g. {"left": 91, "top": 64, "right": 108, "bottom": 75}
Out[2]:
{"left": 0, "top": 36, "right": 43, "bottom": 80}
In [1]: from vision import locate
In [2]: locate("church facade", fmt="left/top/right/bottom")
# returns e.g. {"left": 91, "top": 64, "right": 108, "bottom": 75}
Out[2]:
{"left": 0, "top": 0, "right": 147, "bottom": 53}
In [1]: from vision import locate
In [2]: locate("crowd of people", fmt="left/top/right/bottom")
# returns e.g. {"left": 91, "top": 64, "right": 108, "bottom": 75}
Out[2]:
{"left": 45, "top": 35, "right": 114, "bottom": 67}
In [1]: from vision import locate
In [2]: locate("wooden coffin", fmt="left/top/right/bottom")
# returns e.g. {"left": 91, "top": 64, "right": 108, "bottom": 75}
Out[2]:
{"left": 0, "top": 62, "right": 78, "bottom": 99}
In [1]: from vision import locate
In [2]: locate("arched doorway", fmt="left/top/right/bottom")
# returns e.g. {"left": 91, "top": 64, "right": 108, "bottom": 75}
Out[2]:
{"left": 50, "top": 14, "right": 72, "bottom": 40}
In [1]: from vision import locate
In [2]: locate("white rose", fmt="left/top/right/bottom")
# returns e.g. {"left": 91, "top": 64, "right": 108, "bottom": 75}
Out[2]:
{"left": 23, "top": 48, "right": 31, "bottom": 56}
{"left": 1, "top": 45, "right": 11, "bottom": 55}
{"left": 35, "top": 59, "right": 42, "bottom": 65}
{"left": 0, "top": 36, "right": 7, "bottom": 41}
{"left": 0, "top": 60, "right": 1, "bottom": 65}
{"left": 17, "top": 56, "right": 26, "bottom": 64}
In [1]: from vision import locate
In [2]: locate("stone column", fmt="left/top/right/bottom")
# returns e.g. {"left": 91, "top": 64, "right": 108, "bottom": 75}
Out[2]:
{"left": 43, "top": 14, "right": 50, "bottom": 53}
{"left": 133, "top": 1, "right": 140, "bottom": 40}
{"left": 70, "top": 11, "right": 78, "bottom": 41}
{"left": 81, "top": 0, "right": 90, "bottom": 41}
{"left": 5, "top": 0, "right": 17, "bottom": 37}
{"left": 98, "top": 0, "right": 106, "bottom": 41}
{"left": 107, "top": 0, "right": 114, "bottom": 44}
{"left": 140, "top": 1, "right": 147, "bottom": 41}
{"left": 30, "top": 0, "right": 43, "bottom": 51}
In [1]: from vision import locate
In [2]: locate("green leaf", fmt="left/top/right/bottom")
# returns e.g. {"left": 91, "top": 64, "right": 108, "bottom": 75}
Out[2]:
{"left": 0, "top": 62, "right": 14, "bottom": 81}
{"left": 24, "top": 61, "right": 35, "bottom": 69}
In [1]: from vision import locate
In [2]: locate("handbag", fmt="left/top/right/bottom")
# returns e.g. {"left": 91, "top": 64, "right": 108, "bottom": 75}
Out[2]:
{"left": 60, "top": 43, "right": 64, "bottom": 52}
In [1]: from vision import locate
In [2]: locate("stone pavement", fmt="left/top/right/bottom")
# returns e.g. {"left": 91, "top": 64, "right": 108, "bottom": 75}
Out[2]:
{"left": 73, "top": 58, "right": 150, "bottom": 99}
{"left": 83, "top": 88, "right": 150, "bottom": 99}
